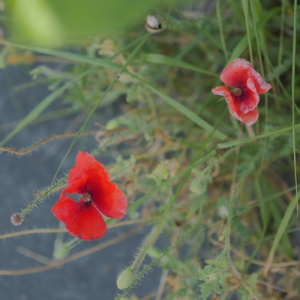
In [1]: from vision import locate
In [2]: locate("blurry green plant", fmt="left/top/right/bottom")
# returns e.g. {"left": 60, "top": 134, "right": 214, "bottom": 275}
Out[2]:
{"left": 4, "top": 0, "right": 184, "bottom": 46}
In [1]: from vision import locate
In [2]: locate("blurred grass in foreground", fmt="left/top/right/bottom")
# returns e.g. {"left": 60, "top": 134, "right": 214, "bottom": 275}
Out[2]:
{"left": 4, "top": 0, "right": 184, "bottom": 46}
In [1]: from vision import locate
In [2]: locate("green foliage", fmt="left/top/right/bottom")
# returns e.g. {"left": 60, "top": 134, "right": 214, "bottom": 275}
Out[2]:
{"left": 199, "top": 266, "right": 222, "bottom": 299}
{"left": 199, "top": 251, "right": 229, "bottom": 300}
{"left": 238, "top": 273, "right": 262, "bottom": 300}
{"left": 147, "top": 161, "right": 169, "bottom": 183}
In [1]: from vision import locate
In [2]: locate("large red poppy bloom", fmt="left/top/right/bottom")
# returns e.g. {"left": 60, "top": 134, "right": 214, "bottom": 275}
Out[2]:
{"left": 52, "top": 152, "right": 127, "bottom": 241}
{"left": 212, "top": 58, "right": 271, "bottom": 126}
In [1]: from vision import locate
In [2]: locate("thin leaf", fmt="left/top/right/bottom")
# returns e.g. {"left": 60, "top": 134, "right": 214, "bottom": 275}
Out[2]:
{"left": 291, "top": 0, "right": 298, "bottom": 212}
{"left": 143, "top": 53, "right": 219, "bottom": 77}
{"left": 263, "top": 191, "right": 300, "bottom": 277}
{"left": 4, "top": 41, "right": 121, "bottom": 70}
{"left": 218, "top": 123, "right": 300, "bottom": 149}
{"left": 216, "top": 0, "right": 228, "bottom": 60}
{"left": 229, "top": 7, "right": 281, "bottom": 62}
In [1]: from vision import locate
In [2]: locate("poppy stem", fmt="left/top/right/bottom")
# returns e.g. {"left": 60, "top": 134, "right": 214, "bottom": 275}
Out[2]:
{"left": 20, "top": 176, "right": 67, "bottom": 218}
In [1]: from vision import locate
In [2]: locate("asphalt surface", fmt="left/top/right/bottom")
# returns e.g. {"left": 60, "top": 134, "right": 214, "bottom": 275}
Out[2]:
{"left": 0, "top": 64, "right": 160, "bottom": 300}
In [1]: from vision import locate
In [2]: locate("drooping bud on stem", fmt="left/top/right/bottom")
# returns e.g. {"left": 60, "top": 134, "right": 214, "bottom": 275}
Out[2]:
{"left": 10, "top": 213, "right": 24, "bottom": 226}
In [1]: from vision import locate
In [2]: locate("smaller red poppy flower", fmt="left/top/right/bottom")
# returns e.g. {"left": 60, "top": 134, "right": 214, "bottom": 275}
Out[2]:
{"left": 52, "top": 152, "right": 127, "bottom": 241}
{"left": 212, "top": 58, "right": 271, "bottom": 126}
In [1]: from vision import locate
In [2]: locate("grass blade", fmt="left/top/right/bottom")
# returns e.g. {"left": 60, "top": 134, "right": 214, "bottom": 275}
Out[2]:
{"left": 3, "top": 41, "right": 121, "bottom": 70}
{"left": 229, "top": 7, "right": 280, "bottom": 61}
{"left": 218, "top": 123, "right": 300, "bottom": 149}
{"left": 143, "top": 53, "right": 219, "bottom": 77}
{"left": 263, "top": 191, "right": 300, "bottom": 276}
{"left": 291, "top": 0, "right": 298, "bottom": 211}
{"left": 216, "top": 0, "right": 228, "bottom": 60}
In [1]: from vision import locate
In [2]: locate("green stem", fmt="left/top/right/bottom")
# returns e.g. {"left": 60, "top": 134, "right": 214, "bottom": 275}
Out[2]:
{"left": 291, "top": 0, "right": 298, "bottom": 211}
{"left": 216, "top": 0, "right": 228, "bottom": 60}
{"left": 20, "top": 176, "right": 67, "bottom": 218}
{"left": 242, "top": 0, "right": 253, "bottom": 63}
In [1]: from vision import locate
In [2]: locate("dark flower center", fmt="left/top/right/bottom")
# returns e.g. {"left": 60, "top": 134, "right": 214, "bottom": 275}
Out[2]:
{"left": 83, "top": 201, "right": 92, "bottom": 208}
{"left": 232, "top": 87, "right": 242, "bottom": 97}
{"left": 82, "top": 192, "right": 92, "bottom": 202}
{"left": 80, "top": 193, "right": 92, "bottom": 210}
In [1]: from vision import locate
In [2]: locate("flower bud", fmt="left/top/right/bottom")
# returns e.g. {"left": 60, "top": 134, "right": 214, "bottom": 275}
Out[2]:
{"left": 147, "top": 15, "right": 160, "bottom": 29}
{"left": 10, "top": 213, "right": 24, "bottom": 226}
{"left": 218, "top": 205, "right": 229, "bottom": 219}
{"left": 106, "top": 119, "right": 119, "bottom": 131}
{"left": 145, "top": 15, "right": 163, "bottom": 33}
{"left": 117, "top": 267, "right": 134, "bottom": 290}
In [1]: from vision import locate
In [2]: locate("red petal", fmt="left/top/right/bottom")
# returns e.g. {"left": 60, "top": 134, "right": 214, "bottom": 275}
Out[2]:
{"left": 238, "top": 78, "right": 260, "bottom": 114}
{"left": 212, "top": 86, "right": 259, "bottom": 126}
{"left": 220, "top": 58, "right": 271, "bottom": 94}
{"left": 67, "top": 152, "right": 127, "bottom": 219}
{"left": 52, "top": 193, "right": 107, "bottom": 241}
{"left": 64, "top": 173, "right": 89, "bottom": 195}
{"left": 92, "top": 183, "right": 127, "bottom": 219}
{"left": 67, "top": 152, "right": 99, "bottom": 187}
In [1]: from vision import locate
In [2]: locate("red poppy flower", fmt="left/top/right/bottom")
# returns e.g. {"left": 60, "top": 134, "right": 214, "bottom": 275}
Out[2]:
{"left": 212, "top": 58, "right": 271, "bottom": 126}
{"left": 52, "top": 152, "right": 127, "bottom": 241}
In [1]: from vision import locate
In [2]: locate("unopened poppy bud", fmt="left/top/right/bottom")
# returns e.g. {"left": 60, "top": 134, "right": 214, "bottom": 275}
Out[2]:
{"left": 106, "top": 119, "right": 119, "bottom": 131}
{"left": 218, "top": 205, "right": 229, "bottom": 219}
{"left": 117, "top": 267, "right": 134, "bottom": 290}
{"left": 10, "top": 213, "right": 24, "bottom": 226}
{"left": 145, "top": 15, "right": 163, "bottom": 33}
{"left": 147, "top": 15, "right": 159, "bottom": 29}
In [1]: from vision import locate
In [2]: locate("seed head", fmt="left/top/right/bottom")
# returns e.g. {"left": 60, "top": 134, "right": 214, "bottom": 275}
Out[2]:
{"left": 10, "top": 213, "right": 24, "bottom": 226}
